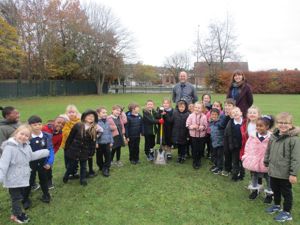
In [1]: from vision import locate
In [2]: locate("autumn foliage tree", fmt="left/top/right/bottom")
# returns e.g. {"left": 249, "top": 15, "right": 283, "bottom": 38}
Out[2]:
{"left": 0, "top": 0, "right": 134, "bottom": 94}
{"left": 0, "top": 17, "right": 25, "bottom": 78}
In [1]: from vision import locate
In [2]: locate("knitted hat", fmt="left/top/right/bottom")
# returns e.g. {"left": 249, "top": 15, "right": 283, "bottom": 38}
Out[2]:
{"left": 28, "top": 115, "right": 42, "bottom": 124}
{"left": 81, "top": 109, "right": 98, "bottom": 123}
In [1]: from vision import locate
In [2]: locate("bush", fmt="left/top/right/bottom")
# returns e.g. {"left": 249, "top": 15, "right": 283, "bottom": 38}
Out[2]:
{"left": 216, "top": 70, "right": 300, "bottom": 94}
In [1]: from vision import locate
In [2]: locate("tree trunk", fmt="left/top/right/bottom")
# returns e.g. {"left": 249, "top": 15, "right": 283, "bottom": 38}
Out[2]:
{"left": 96, "top": 73, "right": 106, "bottom": 95}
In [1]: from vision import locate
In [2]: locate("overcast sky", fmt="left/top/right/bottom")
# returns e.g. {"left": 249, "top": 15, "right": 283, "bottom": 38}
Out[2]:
{"left": 93, "top": 0, "right": 300, "bottom": 71}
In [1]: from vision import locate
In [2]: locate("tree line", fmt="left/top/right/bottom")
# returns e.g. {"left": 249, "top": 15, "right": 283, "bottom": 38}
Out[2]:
{"left": 0, "top": 0, "right": 134, "bottom": 94}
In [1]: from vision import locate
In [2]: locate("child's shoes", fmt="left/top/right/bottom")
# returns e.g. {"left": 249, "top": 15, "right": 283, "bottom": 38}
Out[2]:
{"left": 274, "top": 211, "right": 292, "bottom": 222}
{"left": 10, "top": 213, "right": 30, "bottom": 224}
{"left": 249, "top": 190, "right": 258, "bottom": 200}
{"left": 266, "top": 205, "right": 281, "bottom": 214}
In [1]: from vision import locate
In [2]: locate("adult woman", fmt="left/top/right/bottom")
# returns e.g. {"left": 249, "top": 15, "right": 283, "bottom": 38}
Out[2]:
{"left": 227, "top": 70, "right": 253, "bottom": 117}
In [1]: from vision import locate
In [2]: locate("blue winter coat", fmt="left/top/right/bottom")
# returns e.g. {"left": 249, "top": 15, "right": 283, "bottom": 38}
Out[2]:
{"left": 125, "top": 112, "right": 143, "bottom": 138}
{"left": 97, "top": 120, "right": 114, "bottom": 144}
{"left": 209, "top": 114, "right": 230, "bottom": 148}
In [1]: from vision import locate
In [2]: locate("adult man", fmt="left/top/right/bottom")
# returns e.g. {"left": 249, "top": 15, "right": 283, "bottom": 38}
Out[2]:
{"left": 172, "top": 71, "right": 198, "bottom": 104}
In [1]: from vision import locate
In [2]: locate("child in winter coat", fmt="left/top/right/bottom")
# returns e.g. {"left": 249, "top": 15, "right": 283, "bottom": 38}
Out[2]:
{"left": 125, "top": 103, "right": 143, "bottom": 164}
{"left": 209, "top": 108, "right": 231, "bottom": 174}
{"left": 186, "top": 103, "right": 194, "bottom": 158}
{"left": 22, "top": 115, "right": 54, "bottom": 208}
{"left": 242, "top": 106, "right": 264, "bottom": 189}
{"left": 221, "top": 98, "right": 235, "bottom": 176}
{"left": 96, "top": 107, "right": 113, "bottom": 177}
{"left": 0, "top": 125, "right": 49, "bottom": 224}
{"left": 61, "top": 105, "right": 81, "bottom": 178}
{"left": 264, "top": 112, "right": 300, "bottom": 222}
{"left": 242, "top": 115, "right": 274, "bottom": 203}
{"left": 186, "top": 102, "right": 207, "bottom": 169}
{"left": 143, "top": 100, "right": 159, "bottom": 161}
{"left": 158, "top": 98, "right": 174, "bottom": 160}
{"left": 224, "top": 107, "right": 247, "bottom": 181}
{"left": 42, "top": 116, "right": 66, "bottom": 189}
{"left": 63, "top": 110, "right": 98, "bottom": 186}
{"left": 107, "top": 105, "right": 126, "bottom": 167}
{"left": 202, "top": 94, "right": 212, "bottom": 158}
{"left": 172, "top": 100, "right": 189, "bottom": 163}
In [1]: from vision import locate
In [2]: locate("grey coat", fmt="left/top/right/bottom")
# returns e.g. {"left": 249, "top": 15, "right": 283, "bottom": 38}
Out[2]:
{"left": 172, "top": 82, "right": 198, "bottom": 104}
{"left": 0, "top": 138, "right": 49, "bottom": 188}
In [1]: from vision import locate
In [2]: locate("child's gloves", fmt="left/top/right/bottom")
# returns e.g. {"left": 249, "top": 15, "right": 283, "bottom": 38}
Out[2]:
{"left": 159, "top": 118, "right": 164, "bottom": 124}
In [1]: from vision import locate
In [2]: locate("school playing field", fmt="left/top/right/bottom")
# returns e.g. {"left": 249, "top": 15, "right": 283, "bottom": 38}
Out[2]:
{"left": 0, "top": 94, "right": 299, "bottom": 225}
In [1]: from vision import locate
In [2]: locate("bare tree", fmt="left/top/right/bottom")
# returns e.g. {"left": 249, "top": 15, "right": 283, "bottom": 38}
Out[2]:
{"left": 0, "top": 0, "right": 19, "bottom": 26}
{"left": 164, "top": 51, "right": 191, "bottom": 83}
{"left": 194, "top": 16, "right": 239, "bottom": 90}
{"left": 83, "top": 1, "right": 134, "bottom": 94}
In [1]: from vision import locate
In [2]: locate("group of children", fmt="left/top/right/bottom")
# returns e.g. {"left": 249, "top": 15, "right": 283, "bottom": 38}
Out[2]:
{"left": 0, "top": 94, "right": 299, "bottom": 223}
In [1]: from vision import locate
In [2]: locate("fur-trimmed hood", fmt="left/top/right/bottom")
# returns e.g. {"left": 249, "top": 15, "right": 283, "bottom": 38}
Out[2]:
{"left": 272, "top": 127, "right": 300, "bottom": 139}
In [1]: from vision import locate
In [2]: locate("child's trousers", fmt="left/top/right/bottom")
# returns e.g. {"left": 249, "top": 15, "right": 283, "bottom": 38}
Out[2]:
{"left": 9, "top": 187, "right": 24, "bottom": 216}
{"left": 96, "top": 144, "right": 111, "bottom": 170}
{"left": 191, "top": 137, "right": 205, "bottom": 166}
{"left": 144, "top": 135, "right": 155, "bottom": 156}
{"left": 212, "top": 146, "right": 224, "bottom": 170}
{"left": 270, "top": 177, "right": 293, "bottom": 212}
{"left": 128, "top": 137, "right": 140, "bottom": 162}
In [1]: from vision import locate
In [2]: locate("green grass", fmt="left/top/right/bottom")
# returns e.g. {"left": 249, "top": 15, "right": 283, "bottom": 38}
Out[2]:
{"left": 0, "top": 93, "right": 300, "bottom": 225}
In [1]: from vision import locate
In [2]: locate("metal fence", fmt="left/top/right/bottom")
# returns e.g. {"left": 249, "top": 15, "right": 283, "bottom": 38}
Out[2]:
{"left": 0, "top": 80, "right": 212, "bottom": 98}
{"left": 0, "top": 80, "right": 97, "bottom": 98}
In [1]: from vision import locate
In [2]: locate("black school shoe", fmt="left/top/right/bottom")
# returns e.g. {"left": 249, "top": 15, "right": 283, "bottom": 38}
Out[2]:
{"left": 249, "top": 190, "right": 259, "bottom": 200}
{"left": 102, "top": 168, "right": 110, "bottom": 177}
{"left": 264, "top": 194, "right": 273, "bottom": 204}
{"left": 40, "top": 194, "right": 51, "bottom": 203}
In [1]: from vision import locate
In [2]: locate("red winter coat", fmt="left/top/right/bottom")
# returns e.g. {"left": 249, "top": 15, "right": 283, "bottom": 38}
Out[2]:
{"left": 42, "top": 124, "right": 63, "bottom": 154}
{"left": 239, "top": 120, "right": 248, "bottom": 159}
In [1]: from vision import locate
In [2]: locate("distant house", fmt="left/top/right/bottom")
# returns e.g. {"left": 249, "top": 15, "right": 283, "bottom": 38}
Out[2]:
{"left": 194, "top": 61, "right": 249, "bottom": 85}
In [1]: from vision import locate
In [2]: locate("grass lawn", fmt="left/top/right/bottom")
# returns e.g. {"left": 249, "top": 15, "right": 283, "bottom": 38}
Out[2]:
{"left": 0, "top": 93, "right": 300, "bottom": 225}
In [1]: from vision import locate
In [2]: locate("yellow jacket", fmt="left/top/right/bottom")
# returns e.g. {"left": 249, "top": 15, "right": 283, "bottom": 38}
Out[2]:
{"left": 60, "top": 118, "right": 81, "bottom": 149}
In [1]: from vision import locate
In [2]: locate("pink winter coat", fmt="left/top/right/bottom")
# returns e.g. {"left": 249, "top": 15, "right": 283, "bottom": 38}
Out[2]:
{"left": 186, "top": 112, "right": 207, "bottom": 138}
{"left": 107, "top": 115, "right": 125, "bottom": 137}
{"left": 242, "top": 133, "right": 270, "bottom": 173}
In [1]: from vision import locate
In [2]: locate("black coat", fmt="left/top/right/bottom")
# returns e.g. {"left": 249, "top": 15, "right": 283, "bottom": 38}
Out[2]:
{"left": 171, "top": 109, "right": 189, "bottom": 145}
{"left": 156, "top": 108, "right": 174, "bottom": 146}
{"left": 224, "top": 119, "right": 244, "bottom": 153}
{"left": 227, "top": 82, "right": 253, "bottom": 117}
{"left": 142, "top": 109, "right": 159, "bottom": 136}
{"left": 65, "top": 123, "right": 96, "bottom": 160}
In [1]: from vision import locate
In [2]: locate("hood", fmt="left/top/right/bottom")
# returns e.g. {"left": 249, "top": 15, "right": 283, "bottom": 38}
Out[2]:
{"left": 175, "top": 99, "right": 188, "bottom": 113}
{"left": 1, "top": 137, "right": 21, "bottom": 149}
{"left": 272, "top": 127, "right": 300, "bottom": 138}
